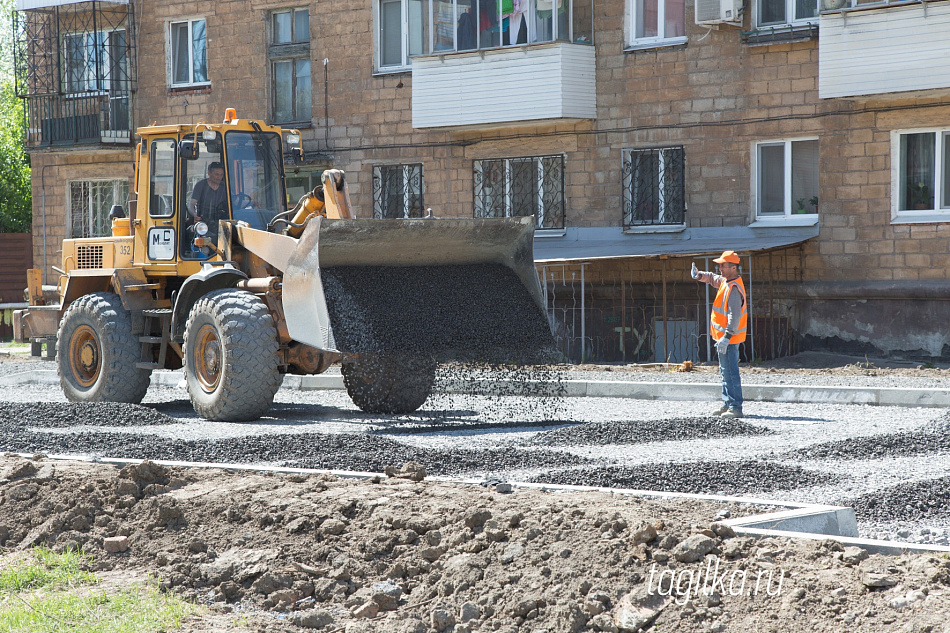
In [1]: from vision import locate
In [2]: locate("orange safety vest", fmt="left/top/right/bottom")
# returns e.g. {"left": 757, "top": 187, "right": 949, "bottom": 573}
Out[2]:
{"left": 710, "top": 277, "right": 747, "bottom": 344}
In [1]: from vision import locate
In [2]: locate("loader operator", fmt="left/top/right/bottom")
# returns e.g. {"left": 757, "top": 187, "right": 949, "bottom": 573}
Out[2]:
{"left": 691, "top": 250, "right": 747, "bottom": 419}
{"left": 187, "top": 162, "right": 228, "bottom": 236}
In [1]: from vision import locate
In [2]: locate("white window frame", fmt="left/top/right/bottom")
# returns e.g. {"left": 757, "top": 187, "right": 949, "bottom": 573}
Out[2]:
{"left": 167, "top": 17, "right": 209, "bottom": 88}
{"left": 625, "top": 0, "right": 687, "bottom": 50}
{"left": 374, "top": 0, "right": 413, "bottom": 73}
{"left": 890, "top": 128, "right": 950, "bottom": 224}
{"left": 67, "top": 179, "right": 129, "bottom": 238}
{"left": 755, "top": 0, "right": 819, "bottom": 28}
{"left": 751, "top": 137, "right": 820, "bottom": 224}
{"left": 63, "top": 29, "right": 126, "bottom": 94}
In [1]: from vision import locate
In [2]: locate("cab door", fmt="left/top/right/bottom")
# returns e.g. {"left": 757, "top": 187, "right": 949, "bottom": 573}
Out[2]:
{"left": 133, "top": 136, "right": 180, "bottom": 273}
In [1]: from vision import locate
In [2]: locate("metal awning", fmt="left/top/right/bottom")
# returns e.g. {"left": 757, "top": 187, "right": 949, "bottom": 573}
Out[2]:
{"left": 533, "top": 224, "right": 819, "bottom": 263}
{"left": 15, "top": 0, "right": 126, "bottom": 9}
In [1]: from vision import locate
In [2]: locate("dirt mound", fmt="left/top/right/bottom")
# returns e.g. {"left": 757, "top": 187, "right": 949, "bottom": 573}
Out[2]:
{"left": 0, "top": 455, "right": 948, "bottom": 632}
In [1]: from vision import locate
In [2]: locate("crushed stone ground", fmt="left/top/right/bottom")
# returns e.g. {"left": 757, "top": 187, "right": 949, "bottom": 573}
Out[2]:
{"left": 0, "top": 456, "right": 948, "bottom": 633}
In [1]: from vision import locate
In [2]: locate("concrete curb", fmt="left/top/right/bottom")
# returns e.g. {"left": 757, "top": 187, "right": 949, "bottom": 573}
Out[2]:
{"left": 18, "top": 453, "right": 950, "bottom": 555}
{"left": 4, "top": 369, "right": 950, "bottom": 408}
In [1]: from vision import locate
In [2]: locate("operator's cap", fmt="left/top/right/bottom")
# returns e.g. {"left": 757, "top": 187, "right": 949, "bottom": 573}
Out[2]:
{"left": 713, "top": 250, "right": 741, "bottom": 264}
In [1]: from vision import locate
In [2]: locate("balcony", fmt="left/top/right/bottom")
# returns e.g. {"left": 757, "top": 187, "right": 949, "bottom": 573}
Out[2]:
{"left": 411, "top": 42, "right": 596, "bottom": 129}
{"left": 819, "top": 0, "right": 950, "bottom": 99}
{"left": 14, "top": 0, "right": 135, "bottom": 147}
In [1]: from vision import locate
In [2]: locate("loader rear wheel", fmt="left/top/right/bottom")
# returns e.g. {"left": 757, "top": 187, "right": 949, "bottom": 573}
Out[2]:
{"left": 183, "top": 288, "right": 281, "bottom": 421}
{"left": 58, "top": 292, "right": 151, "bottom": 403}
{"left": 342, "top": 355, "right": 436, "bottom": 415}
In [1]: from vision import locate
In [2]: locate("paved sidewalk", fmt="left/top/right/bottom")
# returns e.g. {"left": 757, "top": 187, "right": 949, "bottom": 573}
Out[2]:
{"left": 4, "top": 368, "right": 948, "bottom": 408}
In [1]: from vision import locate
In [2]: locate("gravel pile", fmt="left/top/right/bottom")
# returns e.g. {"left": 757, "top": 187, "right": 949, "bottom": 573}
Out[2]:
{"left": 0, "top": 425, "right": 589, "bottom": 477}
{"left": 786, "top": 417, "right": 950, "bottom": 460}
{"left": 525, "top": 417, "right": 774, "bottom": 446}
{"left": 0, "top": 402, "right": 179, "bottom": 427}
{"left": 845, "top": 476, "right": 950, "bottom": 522}
{"left": 532, "top": 461, "right": 836, "bottom": 495}
{"left": 322, "top": 264, "right": 555, "bottom": 364}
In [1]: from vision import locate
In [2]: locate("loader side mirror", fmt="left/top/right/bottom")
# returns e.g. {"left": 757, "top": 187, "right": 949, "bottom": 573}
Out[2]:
{"left": 179, "top": 139, "right": 199, "bottom": 160}
{"left": 292, "top": 147, "right": 304, "bottom": 165}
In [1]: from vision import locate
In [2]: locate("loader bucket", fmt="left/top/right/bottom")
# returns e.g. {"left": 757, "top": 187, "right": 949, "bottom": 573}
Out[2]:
{"left": 282, "top": 215, "right": 555, "bottom": 363}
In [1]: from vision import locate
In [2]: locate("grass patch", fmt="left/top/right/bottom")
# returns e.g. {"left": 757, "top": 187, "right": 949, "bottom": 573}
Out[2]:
{"left": 0, "top": 548, "right": 200, "bottom": 633}
{"left": 0, "top": 548, "right": 97, "bottom": 593}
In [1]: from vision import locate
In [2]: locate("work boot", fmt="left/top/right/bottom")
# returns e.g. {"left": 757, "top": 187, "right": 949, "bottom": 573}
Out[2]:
{"left": 712, "top": 404, "right": 728, "bottom": 416}
{"left": 721, "top": 408, "right": 743, "bottom": 419}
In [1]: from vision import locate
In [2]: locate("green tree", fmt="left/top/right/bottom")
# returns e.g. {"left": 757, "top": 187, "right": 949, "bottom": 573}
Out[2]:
{"left": 0, "top": 0, "right": 31, "bottom": 233}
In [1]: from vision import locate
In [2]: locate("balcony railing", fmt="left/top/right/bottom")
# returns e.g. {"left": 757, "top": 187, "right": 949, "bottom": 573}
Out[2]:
{"left": 24, "top": 92, "right": 131, "bottom": 147}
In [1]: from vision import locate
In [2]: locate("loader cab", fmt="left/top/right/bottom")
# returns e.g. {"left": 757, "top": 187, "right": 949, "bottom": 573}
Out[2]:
{"left": 132, "top": 116, "right": 289, "bottom": 274}
{"left": 179, "top": 128, "right": 288, "bottom": 260}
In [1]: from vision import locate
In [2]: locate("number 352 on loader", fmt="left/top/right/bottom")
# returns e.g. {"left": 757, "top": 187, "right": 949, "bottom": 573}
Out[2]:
{"left": 14, "top": 112, "right": 554, "bottom": 421}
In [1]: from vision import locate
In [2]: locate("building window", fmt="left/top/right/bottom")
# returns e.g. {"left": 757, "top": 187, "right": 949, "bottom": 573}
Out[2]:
{"left": 373, "top": 164, "right": 424, "bottom": 218}
{"left": 622, "top": 147, "right": 685, "bottom": 227}
{"left": 375, "top": 0, "right": 593, "bottom": 72}
{"left": 169, "top": 18, "right": 208, "bottom": 86}
{"left": 754, "top": 139, "right": 819, "bottom": 219}
{"left": 757, "top": 0, "right": 817, "bottom": 26}
{"left": 473, "top": 155, "right": 564, "bottom": 229}
{"left": 286, "top": 168, "right": 326, "bottom": 207}
{"left": 63, "top": 29, "right": 127, "bottom": 93}
{"left": 68, "top": 179, "right": 129, "bottom": 238}
{"left": 626, "top": 0, "right": 685, "bottom": 47}
{"left": 893, "top": 130, "right": 950, "bottom": 217}
{"left": 270, "top": 8, "right": 311, "bottom": 124}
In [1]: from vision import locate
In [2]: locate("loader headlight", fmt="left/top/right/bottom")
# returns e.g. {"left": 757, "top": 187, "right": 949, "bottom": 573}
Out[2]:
{"left": 285, "top": 131, "right": 300, "bottom": 146}
{"left": 194, "top": 221, "right": 209, "bottom": 236}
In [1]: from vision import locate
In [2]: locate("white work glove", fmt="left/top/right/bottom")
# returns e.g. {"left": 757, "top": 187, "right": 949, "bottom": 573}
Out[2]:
{"left": 715, "top": 337, "right": 729, "bottom": 355}
{"left": 691, "top": 262, "right": 699, "bottom": 279}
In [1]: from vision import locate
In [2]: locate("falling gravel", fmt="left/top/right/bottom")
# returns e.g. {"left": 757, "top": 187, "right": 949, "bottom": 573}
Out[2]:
{"left": 786, "top": 417, "right": 950, "bottom": 461}
{"left": 532, "top": 461, "right": 836, "bottom": 495}
{"left": 321, "top": 264, "right": 556, "bottom": 363}
{"left": 845, "top": 476, "right": 950, "bottom": 522}
{"left": 0, "top": 402, "right": 180, "bottom": 427}
{"left": 525, "top": 417, "right": 774, "bottom": 446}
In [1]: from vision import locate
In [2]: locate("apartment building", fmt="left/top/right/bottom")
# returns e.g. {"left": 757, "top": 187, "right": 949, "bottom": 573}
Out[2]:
{"left": 14, "top": 0, "right": 950, "bottom": 363}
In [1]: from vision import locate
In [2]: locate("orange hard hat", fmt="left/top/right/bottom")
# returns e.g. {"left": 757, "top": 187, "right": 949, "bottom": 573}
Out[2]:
{"left": 713, "top": 250, "right": 740, "bottom": 264}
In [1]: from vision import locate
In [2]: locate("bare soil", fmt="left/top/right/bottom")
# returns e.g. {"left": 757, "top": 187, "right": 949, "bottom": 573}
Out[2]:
{"left": 1, "top": 455, "right": 948, "bottom": 633}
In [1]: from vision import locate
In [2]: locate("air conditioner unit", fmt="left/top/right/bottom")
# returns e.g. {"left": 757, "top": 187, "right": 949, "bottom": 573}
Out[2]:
{"left": 695, "top": 0, "right": 742, "bottom": 25}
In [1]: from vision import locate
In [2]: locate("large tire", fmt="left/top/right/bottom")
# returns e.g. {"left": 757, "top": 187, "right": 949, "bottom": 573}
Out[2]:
{"left": 342, "top": 355, "right": 436, "bottom": 414}
{"left": 58, "top": 292, "right": 151, "bottom": 403}
{"left": 183, "top": 288, "right": 281, "bottom": 421}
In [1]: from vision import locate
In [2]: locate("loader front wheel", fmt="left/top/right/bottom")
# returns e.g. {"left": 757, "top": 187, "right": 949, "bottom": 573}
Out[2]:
{"left": 58, "top": 292, "right": 151, "bottom": 403}
{"left": 183, "top": 289, "right": 281, "bottom": 421}
{"left": 342, "top": 355, "right": 436, "bottom": 415}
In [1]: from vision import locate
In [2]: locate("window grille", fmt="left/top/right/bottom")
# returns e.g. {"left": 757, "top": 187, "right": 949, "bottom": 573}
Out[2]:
{"left": 622, "top": 147, "right": 686, "bottom": 227}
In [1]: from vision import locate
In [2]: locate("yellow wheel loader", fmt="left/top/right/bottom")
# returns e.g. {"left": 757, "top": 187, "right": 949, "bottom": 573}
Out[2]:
{"left": 14, "top": 111, "right": 553, "bottom": 421}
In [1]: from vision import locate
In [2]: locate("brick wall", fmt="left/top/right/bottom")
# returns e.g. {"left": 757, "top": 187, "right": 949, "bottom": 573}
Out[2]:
{"left": 29, "top": 152, "right": 133, "bottom": 283}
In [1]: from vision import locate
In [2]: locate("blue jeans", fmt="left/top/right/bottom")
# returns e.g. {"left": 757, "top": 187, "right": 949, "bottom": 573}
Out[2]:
{"left": 718, "top": 343, "right": 742, "bottom": 411}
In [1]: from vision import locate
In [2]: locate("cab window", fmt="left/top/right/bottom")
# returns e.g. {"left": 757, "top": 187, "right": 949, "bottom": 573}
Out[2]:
{"left": 148, "top": 138, "right": 177, "bottom": 218}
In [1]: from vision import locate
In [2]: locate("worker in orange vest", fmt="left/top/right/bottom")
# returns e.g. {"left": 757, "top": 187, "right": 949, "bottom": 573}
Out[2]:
{"left": 692, "top": 250, "right": 748, "bottom": 419}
